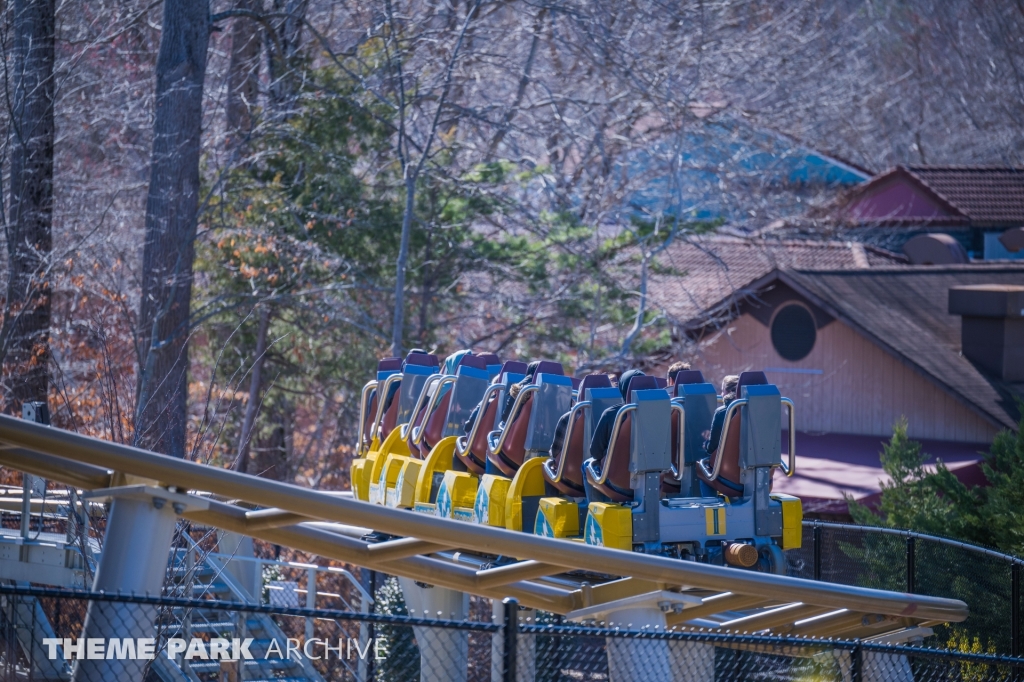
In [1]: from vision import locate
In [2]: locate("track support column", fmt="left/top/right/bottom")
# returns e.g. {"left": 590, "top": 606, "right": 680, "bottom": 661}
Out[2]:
{"left": 74, "top": 485, "right": 207, "bottom": 682}
{"left": 601, "top": 605, "right": 712, "bottom": 682}
{"left": 400, "top": 577, "right": 469, "bottom": 682}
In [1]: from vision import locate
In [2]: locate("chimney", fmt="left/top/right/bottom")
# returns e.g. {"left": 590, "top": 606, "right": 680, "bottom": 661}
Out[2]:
{"left": 948, "top": 285, "right": 1024, "bottom": 381}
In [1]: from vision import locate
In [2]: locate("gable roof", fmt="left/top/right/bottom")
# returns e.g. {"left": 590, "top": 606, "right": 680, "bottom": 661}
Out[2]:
{"left": 777, "top": 266, "right": 1024, "bottom": 431}
{"left": 648, "top": 235, "right": 906, "bottom": 325}
{"left": 839, "top": 165, "right": 1024, "bottom": 228}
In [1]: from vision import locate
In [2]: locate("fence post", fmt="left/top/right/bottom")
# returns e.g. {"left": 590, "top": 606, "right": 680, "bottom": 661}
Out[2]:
{"left": 503, "top": 597, "right": 518, "bottom": 682}
{"left": 1013, "top": 562, "right": 1021, "bottom": 658}
{"left": 905, "top": 537, "right": 916, "bottom": 593}
{"left": 813, "top": 524, "right": 822, "bottom": 581}
{"left": 850, "top": 641, "right": 862, "bottom": 682}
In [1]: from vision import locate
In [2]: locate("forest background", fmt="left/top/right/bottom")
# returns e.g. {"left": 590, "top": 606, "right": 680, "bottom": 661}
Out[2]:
{"left": 0, "top": 0, "right": 1022, "bottom": 497}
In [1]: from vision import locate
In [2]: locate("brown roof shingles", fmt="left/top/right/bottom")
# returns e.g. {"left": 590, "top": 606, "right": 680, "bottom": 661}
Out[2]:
{"left": 648, "top": 235, "right": 905, "bottom": 323}
{"left": 905, "top": 166, "right": 1024, "bottom": 228}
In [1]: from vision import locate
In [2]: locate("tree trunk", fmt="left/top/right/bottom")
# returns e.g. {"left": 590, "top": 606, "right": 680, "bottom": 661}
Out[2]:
{"left": 134, "top": 0, "right": 210, "bottom": 458}
{"left": 225, "top": 0, "right": 261, "bottom": 145}
{"left": 2, "top": 0, "right": 56, "bottom": 413}
{"left": 234, "top": 306, "right": 270, "bottom": 473}
{"left": 267, "top": 0, "right": 308, "bottom": 117}
{"left": 390, "top": 173, "right": 416, "bottom": 357}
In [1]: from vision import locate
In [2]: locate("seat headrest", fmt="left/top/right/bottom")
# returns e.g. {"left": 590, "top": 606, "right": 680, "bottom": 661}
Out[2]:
{"left": 653, "top": 377, "right": 668, "bottom": 388}
{"left": 459, "top": 354, "right": 487, "bottom": 370}
{"left": 475, "top": 353, "right": 500, "bottom": 366}
{"left": 405, "top": 352, "right": 440, "bottom": 367}
{"left": 578, "top": 373, "right": 612, "bottom": 394}
{"left": 500, "top": 360, "right": 528, "bottom": 378}
{"left": 673, "top": 370, "right": 706, "bottom": 386}
{"left": 737, "top": 371, "right": 769, "bottom": 395}
{"left": 626, "top": 375, "right": 659, "bottom": 398}
{"left": 570, "top": 376, "right": 582, "bottom": 390}
{"left": 535, "top": 361, "right": 564, "bottom": 376}
{"left": 377, "top": 357, "right": 402, "bottom": 372}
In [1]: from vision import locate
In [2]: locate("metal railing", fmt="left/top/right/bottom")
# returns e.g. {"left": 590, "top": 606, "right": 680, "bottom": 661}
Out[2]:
{"left": 0, "top": 584, "right": 1019, "bottom": 682}
{"left": 798, "top": 520, "right": 1024, "bottom": 656}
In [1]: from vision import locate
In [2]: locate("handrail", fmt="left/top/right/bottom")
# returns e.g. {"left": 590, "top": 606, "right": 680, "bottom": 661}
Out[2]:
{"left": 804, "top": 520, "right": 1024, "bottom": 567}
{"left": 0, "top": 412, "right": 971, "bottom": 624}
{"left": 595, "top": 404, "right": 636, "bottom": 485}
{"left": 780, "top": 397, "right": 796, "bottom": 477}
{"left": 696, "top": 399, "right": 747, "bottom": 483}
{"left": 670, "top": 402, "right": 685, "bottom": 481}
{"left": 487, "top": 385, "right": 539, "bottom": 456}
{"left": 356, "top": 380, "right": 378, "bottom": 455}
{"left": 411, "top": 375, "right": 458, "bottom": 445}
{"left": 550, "top": 400, "right": 590, "bottom": 483}
{"left": 370, "top": 373, "right": 402, "bottom": 442}
{"left": 455, "top": 383, "right": 505, "bottom": 457}
{"left": 399, "top": 374, "right": 443, "bottom": 440}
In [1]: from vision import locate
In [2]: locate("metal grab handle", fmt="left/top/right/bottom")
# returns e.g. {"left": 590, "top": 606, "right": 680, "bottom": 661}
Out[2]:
{"left": 780, "top": 397, "right": 796, "bottom": 477}
{"left": 357, "top": 380, "right": 378, "bottom": 455}
{"left": 697, "top": 399, "right": 747, "bottom": 483}
{"left": 487, "top": 385, "right": 539, "bottom": 456}
{"left": 411, "top": 375, "right": 457, "bottom": 445}
{"left": 670, "top": 401, "right": 685, "bottom": 481}
{"left": 550, "top": 401, "right": 590, "bottom": 484}
{"left": 595, "top": 404, "right": 636, "bottom": 485}
{"left": 399, "top": 374, "right": 443, "bottom": 441}
{"left": 455, "top": 383, "right": 505, "bottom": 457}
{"left": 370, "top": 373, "right": 403, "bottom": 442}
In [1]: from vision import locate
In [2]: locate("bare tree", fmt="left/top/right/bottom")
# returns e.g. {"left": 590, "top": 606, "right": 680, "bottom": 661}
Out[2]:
{"left": 233, "top": 304, "right": 270, "bottom": 473}
{"left": 2, "top": 0, "right": 56, "bottom": 412}
{"left": 383, "top": 0, "right": 483, "bottom": 357}
{"left": 226, "top": 0, "right": 262, "bottom": 144}
{"left": 135, "top": 0, "right": 210, "bottom": 458}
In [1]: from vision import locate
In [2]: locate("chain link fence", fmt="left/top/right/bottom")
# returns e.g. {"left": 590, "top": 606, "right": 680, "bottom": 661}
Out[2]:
{"left": 1, "top": 583, "right": 1023, "bottom": 682}
{"left": 789, "top": 521, "right": 1024, "bottom": 657}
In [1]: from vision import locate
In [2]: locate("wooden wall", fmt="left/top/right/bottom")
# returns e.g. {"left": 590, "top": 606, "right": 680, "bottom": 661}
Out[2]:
{"left": 688, "top": 313, "right": 997, "bottom": 443}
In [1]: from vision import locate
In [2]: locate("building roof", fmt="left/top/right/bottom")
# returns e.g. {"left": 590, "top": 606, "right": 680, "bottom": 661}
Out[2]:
{"left": 778, "top": 265, "right": 1024, "bottom": 431}
{"left": 906, "top": 167, "right": 1024, "bottom": 227}
{"left": 648, "top": 235, "right": 906, "bottom": 325}
{"left": 836, "top": 165, "right": 1024, "bottom": 228}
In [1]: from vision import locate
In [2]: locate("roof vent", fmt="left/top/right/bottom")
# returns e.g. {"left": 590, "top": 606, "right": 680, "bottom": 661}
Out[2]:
{"left": 948, "top": 285, "right": 1024, "bottom": 381}
{"left": 903, "top": 233, "right": 969, "bottom": 265}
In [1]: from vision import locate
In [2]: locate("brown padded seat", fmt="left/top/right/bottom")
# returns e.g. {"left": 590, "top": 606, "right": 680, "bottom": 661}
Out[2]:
{"left": 696, "top": 371, "right": 768, "bottom": 498}
{"left": 484, "top": 360, "right": 561, "bottom": 476}
{"left": 661, "top": 369, "right": 708, "bottom": 492}
{"left": 454, "top": 360, "right": 527, "bottom": 473}
{"left": 585, "top": 413, "right": 633, "bottom": 502}
{"left": 542, "top": 374, "right": 611, "bottom": 495}
{"left": 380, "top": 391, "right": 401, "bottom": 440}
{"left": 487, "top": 395, "right": 534, "bottom": 477}
{"left": 416, "top": 391, "right": 451, "bottom": 457}
{"left": 363, "top": 392, "right": 379, "bottom": 448}
{"left": 584, "top": 375, "right": 659, "bottom": 502}
{"left": 661, "top": 404, "right": 683, "bottom": 494}
{"left": 457, "top": 397, "right": 497, "bottom": 474}
{"left": 412, "top": 354, "right": 486, "bottom": 456}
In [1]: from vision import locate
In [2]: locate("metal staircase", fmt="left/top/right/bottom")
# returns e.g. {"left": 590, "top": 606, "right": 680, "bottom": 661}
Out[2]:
{"left": 0, "top": 485, "right": 373, "bottom": 682}
{"left": 159, "top": 545, "right": 331, "bottom": 682}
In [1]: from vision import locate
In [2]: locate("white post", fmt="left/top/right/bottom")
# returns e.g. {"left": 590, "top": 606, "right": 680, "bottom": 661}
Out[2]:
{"left": 73, "top": 486, "right": 206, "bottom": 682}
{"left": 358, "top": 596, "right": 370, "bottom": 682}
{"left": 306, "top": 566, "right": 316, "bottom": 642}
{"left": 490, "top": 599, "right": 536, "bottom": 682}
{"left": 601, "top": 606, "right": 713, "bottom": 682}
{"left": 399, "top": 578, "right": 469, "bottom": 682}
